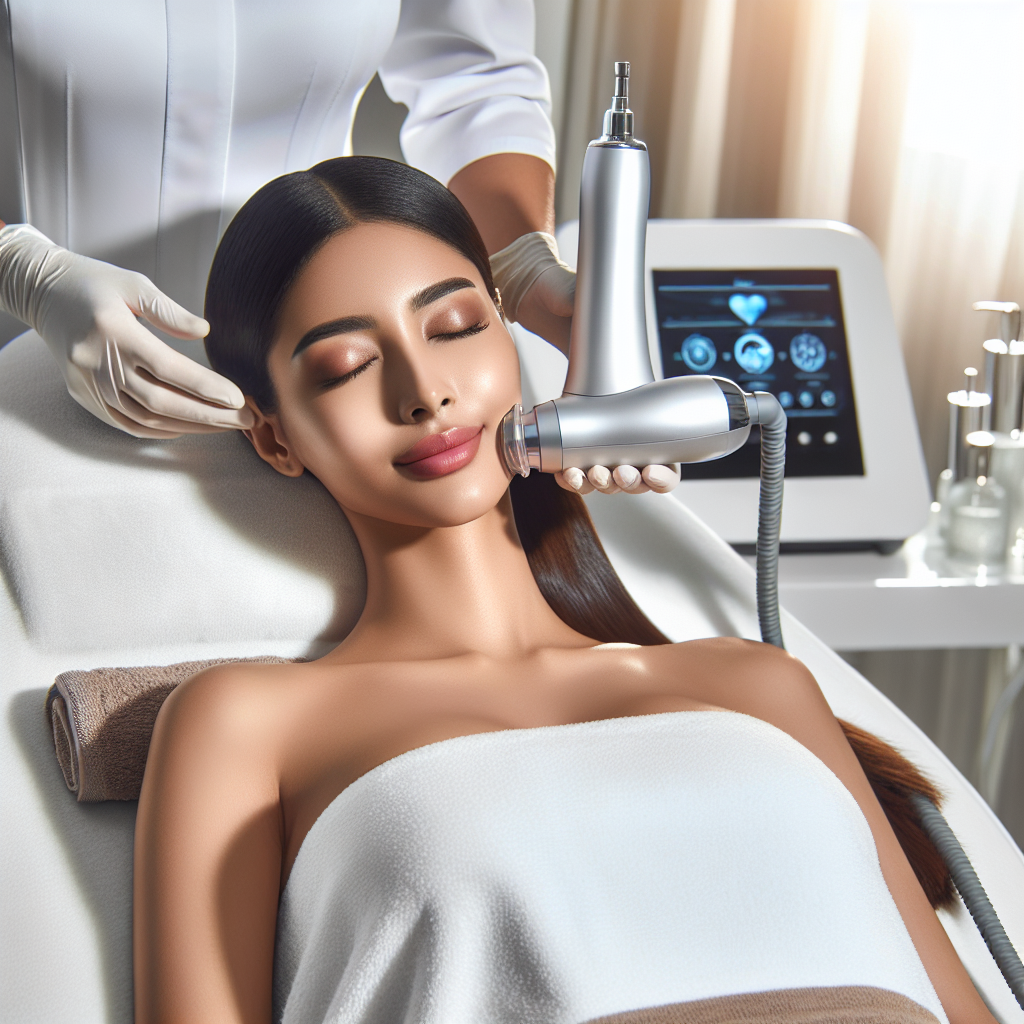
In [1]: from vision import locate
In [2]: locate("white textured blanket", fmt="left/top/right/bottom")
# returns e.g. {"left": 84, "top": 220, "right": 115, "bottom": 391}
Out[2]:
{"left": 273, "top": 711, "right": 946, "bottom": 1024}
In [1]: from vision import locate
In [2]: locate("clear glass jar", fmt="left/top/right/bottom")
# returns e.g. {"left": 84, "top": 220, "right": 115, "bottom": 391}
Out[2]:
{"left": 946, "top": 474, "right": 1009, "bottom": 566}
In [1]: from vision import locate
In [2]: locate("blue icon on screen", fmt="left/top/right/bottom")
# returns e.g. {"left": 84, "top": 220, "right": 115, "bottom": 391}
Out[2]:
{"left": 790, "top": 333, "right": 827, "bottom": 372}
{"left": 679, "top": 333, "right": 717, "bottom": 372}
{"left": 798, "top": 391, "right": 814, "bottom": 408}
{"left": 778, "top": 391, "right": 794, "bottom": 408}
{"left": 734, "top": 332, "right": 774, "bottom": 374}
{"left": 728, "top": 293, "right": 767, "bottom": 326}
{"left": 820, "top": 390, "right": 837, "bottom": 408}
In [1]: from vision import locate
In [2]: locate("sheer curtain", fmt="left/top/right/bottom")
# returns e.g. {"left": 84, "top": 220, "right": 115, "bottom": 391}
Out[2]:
{"left": 553, "top": 0, "right": 1024, "bottom": 841}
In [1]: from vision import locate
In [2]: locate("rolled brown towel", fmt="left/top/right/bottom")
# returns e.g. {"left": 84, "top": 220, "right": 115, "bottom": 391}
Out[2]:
{"left": 45, "top": 657, "right": 297, "bottom": 802}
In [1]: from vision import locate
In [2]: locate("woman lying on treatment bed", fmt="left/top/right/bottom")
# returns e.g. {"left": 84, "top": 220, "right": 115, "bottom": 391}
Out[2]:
{"left": 132, "top": 157, "right": 993, "bottom": 1024}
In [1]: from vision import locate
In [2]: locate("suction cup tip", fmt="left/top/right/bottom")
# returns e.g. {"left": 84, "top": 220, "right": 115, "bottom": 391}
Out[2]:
{"left": 500, "top": 404, "right": 531, "bottom": 477}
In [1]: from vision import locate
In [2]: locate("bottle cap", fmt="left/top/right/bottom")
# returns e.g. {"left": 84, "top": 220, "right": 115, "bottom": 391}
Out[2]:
{"left": 946, "top": 389, "right": 990, "bottom": 408}
{"left": 973, "top": 300, "right": 1021, "bottom": 343}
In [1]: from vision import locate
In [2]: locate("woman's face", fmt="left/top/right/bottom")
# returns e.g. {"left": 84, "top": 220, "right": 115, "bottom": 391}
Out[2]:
{"left": 258, "top": 221, "right": 522, "bottom": 528}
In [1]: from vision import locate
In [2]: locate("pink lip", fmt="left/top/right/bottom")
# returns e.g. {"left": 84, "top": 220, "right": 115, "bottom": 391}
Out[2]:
{"left": 394, "top": 426, "right": 484, "bottom": 480}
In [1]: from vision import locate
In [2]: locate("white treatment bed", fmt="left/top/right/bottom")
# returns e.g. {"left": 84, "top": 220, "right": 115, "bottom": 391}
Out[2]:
{"left": 1, "top": 326, "right": 1022, "bottom": 1023}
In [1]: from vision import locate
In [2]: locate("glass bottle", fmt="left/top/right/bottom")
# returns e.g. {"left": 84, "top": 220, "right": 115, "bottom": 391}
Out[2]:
{"left": 946, "top": 435, "right": 1009, "bottom": 566}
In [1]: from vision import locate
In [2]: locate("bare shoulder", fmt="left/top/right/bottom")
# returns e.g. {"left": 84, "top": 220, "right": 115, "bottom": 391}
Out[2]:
{"left": 144, "top": 660, "right": 318, "bottom": 797}
{"left": 641, "top": 636, "right": 835, "bottom": 738}
{"left": 155, "top": 660, "right": 304, "bottom": 741}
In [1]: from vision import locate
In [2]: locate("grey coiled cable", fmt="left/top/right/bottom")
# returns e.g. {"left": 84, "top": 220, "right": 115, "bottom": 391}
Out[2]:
{"left": 749, "top": 390, "right": 1024, "bottom": 1007}
{"left": 911, "top": 794, "right": 1024, "bottom": 1010}
{"left": 751, "top": 392, "right": 787, "bottom": 650}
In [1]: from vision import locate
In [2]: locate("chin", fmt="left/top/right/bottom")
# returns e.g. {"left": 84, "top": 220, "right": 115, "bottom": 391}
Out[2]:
{"left": 336, "top": 462, "right": 513, "bottom": 529}
{"left": 400, "top": 472, "right": 512, "bottom": 529}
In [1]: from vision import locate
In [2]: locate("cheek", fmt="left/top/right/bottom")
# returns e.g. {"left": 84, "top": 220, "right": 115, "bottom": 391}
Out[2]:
{"left": 459, "top": 331, "right": 522, "bottom": 411}
{"left": 280, "top": 386, "right": 392, "bottom": 498}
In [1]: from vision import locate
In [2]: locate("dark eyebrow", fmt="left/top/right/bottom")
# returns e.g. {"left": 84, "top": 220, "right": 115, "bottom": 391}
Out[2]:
{"left": 292, "top": 315, "right": 377, "bottom": 358}
{"left": 409, "top": 277, "right": 475, "bottom": 312}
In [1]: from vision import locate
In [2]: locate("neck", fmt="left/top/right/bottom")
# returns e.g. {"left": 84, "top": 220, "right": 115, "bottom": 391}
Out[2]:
{"left": 334, "top": 491, "right": 590, "bottom": 663}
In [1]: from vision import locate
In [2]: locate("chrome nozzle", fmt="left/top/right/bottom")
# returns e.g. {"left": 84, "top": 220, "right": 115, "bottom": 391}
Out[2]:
{"left": 613, "top": 61, "right": 629, "bottom": 105}
{"left": 602, "top": 60, "right": 634, "bottom": 140}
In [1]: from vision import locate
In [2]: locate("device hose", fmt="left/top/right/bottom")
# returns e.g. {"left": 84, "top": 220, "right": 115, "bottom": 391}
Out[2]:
{"left": 751, "top": 393, "right": 787, "bottom": 649}
{"left": 910, "top": 794, "right": 1024, "bottom": 1009}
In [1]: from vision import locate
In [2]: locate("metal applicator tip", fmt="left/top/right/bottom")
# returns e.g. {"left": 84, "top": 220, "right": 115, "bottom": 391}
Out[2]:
{"left": 603, "top": 62, "right": 634, "bottom": 139}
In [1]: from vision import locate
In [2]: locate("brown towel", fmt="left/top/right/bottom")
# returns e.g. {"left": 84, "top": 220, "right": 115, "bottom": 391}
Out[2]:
{"left": 584, "top": 985, "right": 939, "bottom": 1023}
{"left": 45, "top": 657, "right": 298, "bottom": 802}
{"left": 44, "top": 662, "right": 955, "bottom": 909}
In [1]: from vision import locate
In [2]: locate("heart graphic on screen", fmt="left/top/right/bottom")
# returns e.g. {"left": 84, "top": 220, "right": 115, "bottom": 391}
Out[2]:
{"left": 729, "top": 293, "right": 767, "bottom": 325}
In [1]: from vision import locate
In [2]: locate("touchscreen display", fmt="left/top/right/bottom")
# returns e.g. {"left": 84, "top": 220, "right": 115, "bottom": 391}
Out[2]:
{"left": 652, "top": 268, "right": 864, "bottom": 478}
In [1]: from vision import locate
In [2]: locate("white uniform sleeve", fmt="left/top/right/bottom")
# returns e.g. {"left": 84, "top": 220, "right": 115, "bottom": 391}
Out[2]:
{"left": 378, "top": 0, "right": 556, "bottom": 185}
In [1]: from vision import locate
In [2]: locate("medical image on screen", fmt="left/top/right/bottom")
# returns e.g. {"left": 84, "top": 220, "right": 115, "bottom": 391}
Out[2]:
{"left": 652, "top": 268, "right": 864, "bottom": 478}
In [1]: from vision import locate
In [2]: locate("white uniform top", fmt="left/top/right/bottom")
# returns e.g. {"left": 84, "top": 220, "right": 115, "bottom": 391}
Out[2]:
{"left": 274, "top": 712, "right": 947, "bottom": 1024}
{"left": 0, "top": 0, "right": 554, "bottom": 326}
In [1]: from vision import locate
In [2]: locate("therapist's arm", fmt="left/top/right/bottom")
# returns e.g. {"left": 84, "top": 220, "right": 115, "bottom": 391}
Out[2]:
{"left": 448, "top": 154, "right": 572, "bottom": 355}
{"left": 448, "top": 153, "right": 554, "bottom": 252}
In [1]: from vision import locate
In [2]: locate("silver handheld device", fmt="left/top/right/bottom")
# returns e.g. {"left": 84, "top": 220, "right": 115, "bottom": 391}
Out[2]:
{"left": 499, "top": 61, "right": 787, "bottom": 647}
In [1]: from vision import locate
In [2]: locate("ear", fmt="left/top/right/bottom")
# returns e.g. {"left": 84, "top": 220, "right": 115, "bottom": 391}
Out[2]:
{"left": 242, "top": 397, "right": 306, "bottom": 478}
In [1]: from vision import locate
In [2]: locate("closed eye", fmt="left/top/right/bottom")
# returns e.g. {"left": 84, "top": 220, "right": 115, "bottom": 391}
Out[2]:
{"left": 431, "top": 320, "right": 488, "bottom": 342}
{"left": 319, "top": 356, "right": 378, "bottom": 390}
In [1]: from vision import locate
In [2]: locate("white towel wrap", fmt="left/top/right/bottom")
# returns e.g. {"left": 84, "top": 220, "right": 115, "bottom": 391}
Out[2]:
{"left": 273, "top": 711, "right": 946, "bottom": 1024}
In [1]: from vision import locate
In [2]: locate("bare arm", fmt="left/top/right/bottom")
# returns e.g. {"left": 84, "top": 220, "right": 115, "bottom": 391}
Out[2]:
{"left": 447, "top": 153, "right": 555, "bottom": 254}
{"left": 134, "top": 668, "right": 283, "bottom": 1024}
{"left": 667, "top": 639, "right": 996, "bottom": 1024}
{"left": 448, "top": 154, "right": 572, "bottom": 355}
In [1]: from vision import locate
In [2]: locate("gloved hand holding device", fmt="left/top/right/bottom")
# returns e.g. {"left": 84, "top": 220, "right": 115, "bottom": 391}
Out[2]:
{"left": 0, "top": 223, "right": 253, "bottom": 438}
{"left": 490, "top": 229, "right": 680, "bottom": 496}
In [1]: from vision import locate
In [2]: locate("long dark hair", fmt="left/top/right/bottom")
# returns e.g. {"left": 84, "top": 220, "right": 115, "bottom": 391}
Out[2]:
{"left": 204, "top": 156, "right": 667, "bottom": 647}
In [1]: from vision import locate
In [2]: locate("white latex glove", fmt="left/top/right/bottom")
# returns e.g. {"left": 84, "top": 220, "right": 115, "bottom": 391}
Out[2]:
{"left": 490, "top": 231, "right": 680, "bottom": 497}
{"left": 490, "top": 230, "right": 575, "bottom": 352}
{"left": 0, "top": 224, "right": 253, "bottom": 438}
{"left": 555, "top": 464, "right": 681, "bottom": 496}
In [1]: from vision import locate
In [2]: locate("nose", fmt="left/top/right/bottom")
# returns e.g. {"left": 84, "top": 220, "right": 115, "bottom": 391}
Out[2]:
{"left": 402, "top": 391, "right": 452, "bottom": 424}
{"left": 393, "top": 351, "right": 456, "bottom": 425}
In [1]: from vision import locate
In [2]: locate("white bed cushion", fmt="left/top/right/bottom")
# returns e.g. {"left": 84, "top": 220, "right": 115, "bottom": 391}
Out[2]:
{"left": 0, "top": 332, "right": 366, "bottom": 654}
{"left": 2, "top": 328, "right": 1022, "bottom": 1022}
